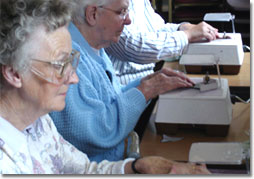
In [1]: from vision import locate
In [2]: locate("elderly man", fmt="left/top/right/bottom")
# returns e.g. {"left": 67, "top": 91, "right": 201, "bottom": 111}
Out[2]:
{"left": 50, "top": 0, "right": 195, "bottom": 163}
{"left": 106, "top": 0, "right": 219, "bottom": 85}
{"left": 105, "top": 0, "right": 219, "bottom": 138}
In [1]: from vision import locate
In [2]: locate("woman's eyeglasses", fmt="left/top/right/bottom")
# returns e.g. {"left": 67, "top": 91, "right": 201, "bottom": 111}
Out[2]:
{"left": 30, "top": 49, "right": 80, "bottom": 85}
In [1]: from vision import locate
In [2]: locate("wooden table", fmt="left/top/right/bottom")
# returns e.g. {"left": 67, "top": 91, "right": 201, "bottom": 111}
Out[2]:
{"left": 163, "top": 52, "right": 250, "bottom": 87}
{"left": 140, "top": 103, "right": 250, "bottom": 162}
{"left": 140, "top": 53, "right": 250, "bottom": 162}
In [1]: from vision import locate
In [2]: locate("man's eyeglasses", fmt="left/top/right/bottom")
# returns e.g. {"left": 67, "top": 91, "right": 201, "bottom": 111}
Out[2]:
{"left": 98, "top": 6, "right": 129, "bottom": 20}
{"left": 30, "top": 49, "right": 80, "bottom": 85}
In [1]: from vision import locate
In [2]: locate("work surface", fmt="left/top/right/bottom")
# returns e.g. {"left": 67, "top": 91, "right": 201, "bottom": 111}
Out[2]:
{"left": 163, "top": 52, "right": 250, "bottom": 87}
{"left": 140, "top": 52, "right": 251, "bottom": 162}
{"left": 140, "top": 103, "right": 250, "bottom": 162}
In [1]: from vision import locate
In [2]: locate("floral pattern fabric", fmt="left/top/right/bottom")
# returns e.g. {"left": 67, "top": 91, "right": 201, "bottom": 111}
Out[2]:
{"left": 0, "top": 114, "right": 127, "bottom": 174}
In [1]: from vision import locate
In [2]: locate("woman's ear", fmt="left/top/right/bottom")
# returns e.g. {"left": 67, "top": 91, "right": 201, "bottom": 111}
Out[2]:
{"left": 85, "top": 5, "right": 98, "bottom": 26}
{"left": 1, "top": 65, "right": 22, "bottom": 88}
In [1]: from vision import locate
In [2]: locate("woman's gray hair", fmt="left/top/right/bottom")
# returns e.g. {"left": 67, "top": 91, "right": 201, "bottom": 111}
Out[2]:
{"left": 72, "top": 0, "right": 115, "bottom": 24}
{"left": 0, "top": 0, "right": 72, "bottom": 90}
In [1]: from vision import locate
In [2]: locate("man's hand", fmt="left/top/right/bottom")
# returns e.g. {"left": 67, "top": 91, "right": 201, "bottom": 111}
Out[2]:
{"left": 137, "top": 68, "right": 194, "bottom": 101}
{"left": 180, "top": 21, "right": 219, "bottom": 42}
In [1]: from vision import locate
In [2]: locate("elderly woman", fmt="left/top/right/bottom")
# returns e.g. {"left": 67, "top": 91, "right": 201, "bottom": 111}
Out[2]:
{"left": 0, "top": 0, "right": 210, "bottom": 174}
{"left": 50, "top": 0, "right": 198, "bottom": 163}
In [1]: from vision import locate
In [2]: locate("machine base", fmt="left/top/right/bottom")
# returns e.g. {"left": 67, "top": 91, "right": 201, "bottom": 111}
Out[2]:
{"left": 184, "top": 65, "right": 241, "bottom": 75}
{"left": 207, "top": 164, "right": 248, "bottom": 174}
{"left": 155, "top": 123, "right": 230, "bottom": 137}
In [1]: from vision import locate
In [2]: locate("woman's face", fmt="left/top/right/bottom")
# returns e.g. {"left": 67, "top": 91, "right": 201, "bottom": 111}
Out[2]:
{"left": 21, "top": 26, "right": 79, "bottom": 114}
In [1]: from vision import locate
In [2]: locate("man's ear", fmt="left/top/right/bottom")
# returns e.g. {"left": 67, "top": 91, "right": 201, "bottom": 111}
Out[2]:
{"left": 1, "top": 65, "right": 22, "bottom": 88}
{"left": 85, "top": 5, "right": 98, "bottom": 26}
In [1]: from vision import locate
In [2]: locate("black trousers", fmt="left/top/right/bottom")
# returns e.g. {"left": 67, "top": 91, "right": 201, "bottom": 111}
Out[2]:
{"left": 134, "top": 61, "right": 164, "bottom": 141}
{"left": 134, "top": 96, "right": 158, "bottom": 141}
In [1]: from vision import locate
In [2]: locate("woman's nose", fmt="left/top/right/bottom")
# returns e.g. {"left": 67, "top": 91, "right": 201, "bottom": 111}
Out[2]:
{"left": 68, "top": 71, "right": 79, "bottom": 84}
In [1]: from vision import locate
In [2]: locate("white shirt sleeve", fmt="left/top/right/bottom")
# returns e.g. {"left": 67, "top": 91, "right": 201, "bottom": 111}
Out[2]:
{"left": 105, "top": 0, "right": 189, "bottom": 84}
{"left": 106, "top": 0, "right": 188, "bottom": 64}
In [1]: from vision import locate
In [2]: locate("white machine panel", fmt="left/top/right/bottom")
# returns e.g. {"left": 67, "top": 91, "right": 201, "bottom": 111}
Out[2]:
{"left": 189, "top": 142, "right": 244, "bottom": 165}
{"left": 155, "top": 78, "right": 232, "bottom": 125}
{"left": 180, "top": 33, "right": 244, "bottom": 66}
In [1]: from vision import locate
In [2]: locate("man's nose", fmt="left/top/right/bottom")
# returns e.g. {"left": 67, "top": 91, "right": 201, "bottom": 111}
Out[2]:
{"left": 124, "top": 14, "right": 131, "bottom": 25}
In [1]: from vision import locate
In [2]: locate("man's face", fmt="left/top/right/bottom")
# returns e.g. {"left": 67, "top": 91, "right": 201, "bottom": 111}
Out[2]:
{"left": 96, "top": 0, "right": 131, "bottom": 47}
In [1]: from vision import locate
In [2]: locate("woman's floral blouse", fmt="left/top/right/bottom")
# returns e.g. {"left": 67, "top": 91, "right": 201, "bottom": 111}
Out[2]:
{"left": 0, "top": 114, "right": 130, "bottom": 174}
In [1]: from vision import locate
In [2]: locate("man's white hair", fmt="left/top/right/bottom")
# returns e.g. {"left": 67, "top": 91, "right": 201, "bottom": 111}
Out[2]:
{"left": 72, "top": 0, "right": 115, "bottom": 24}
